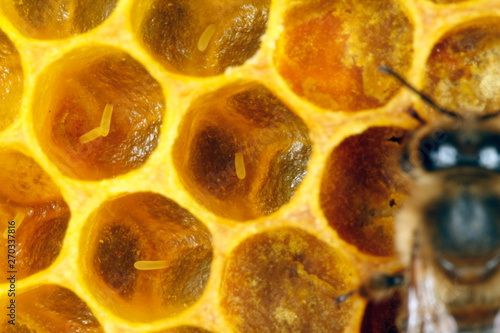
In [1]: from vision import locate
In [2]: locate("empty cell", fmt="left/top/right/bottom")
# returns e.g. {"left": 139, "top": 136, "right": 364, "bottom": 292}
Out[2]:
{"left": 320, "top": 127, "right": 409, "bottom": 256}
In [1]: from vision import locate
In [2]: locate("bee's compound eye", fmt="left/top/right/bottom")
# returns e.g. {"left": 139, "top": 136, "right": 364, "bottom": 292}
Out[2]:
{"left": 419, "top": 131, "right": 500, "bottom": 172}
{"left": 479, "top": 146, "right": 500, "bottom": 171}
{"left": 429, "top": 144, "right": 458, "bottom": 169}
{"left": 419, "top": 136, "right": 459, "bottom": 171}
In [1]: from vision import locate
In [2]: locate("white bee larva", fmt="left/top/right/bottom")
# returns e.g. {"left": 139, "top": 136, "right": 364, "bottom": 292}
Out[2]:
{"left": 134, "top": 260, "right": 168, "bottom": 270}
{"left": 235, "top": 152, "right": 246, "bottom": 180}
{"left": 99, "top": 103, "right": 114, "bottom": 137}
{"left": 3, "top": 211, "right": 25, "bottom": 239}
{"left": 79, "top": 127, "right": 103, "bottom": 144}
{"left": 79, "top": 103, "right": 114, "bottom": 143}
{"left": 198, "top": 24, "right": 216, "bottom": 52}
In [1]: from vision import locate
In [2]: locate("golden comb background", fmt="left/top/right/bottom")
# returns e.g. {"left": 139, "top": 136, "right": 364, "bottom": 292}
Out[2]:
{"left": 0, "top": 0, "right": 499, "bottom": 332}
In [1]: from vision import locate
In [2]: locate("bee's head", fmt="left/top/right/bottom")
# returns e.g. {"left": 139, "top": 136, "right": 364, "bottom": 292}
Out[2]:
{"left": 382, "top": 66, "right": 500, "bottom": 284}
{"left": 379, "top": 66, "right": 500, "bottom": 175}
{"left": 402, "top": 125, "right": 500, "bottom": 176}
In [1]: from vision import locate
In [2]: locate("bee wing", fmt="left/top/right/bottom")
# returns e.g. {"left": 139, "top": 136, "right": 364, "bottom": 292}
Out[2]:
{"left": 493, "top": 313, "right": 500, "bottom": 333}
{"left": 405, "top": 252, "right": 457, "bottom": 333}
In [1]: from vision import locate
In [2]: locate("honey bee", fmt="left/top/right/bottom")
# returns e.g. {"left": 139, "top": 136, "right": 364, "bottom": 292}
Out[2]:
{"left": 339, "top": 67, "right": 500, "bottom": 333}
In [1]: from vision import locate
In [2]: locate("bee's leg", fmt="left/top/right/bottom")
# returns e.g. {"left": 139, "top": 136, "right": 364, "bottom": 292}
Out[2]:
{"left": 359, "top": 272, "right": 405, "bottom": 299}
{"left": 396, "top": 300, "right": 409, "bottom": 333}
{"left": 335, "top": 271, "right": 405, "bottom": 305}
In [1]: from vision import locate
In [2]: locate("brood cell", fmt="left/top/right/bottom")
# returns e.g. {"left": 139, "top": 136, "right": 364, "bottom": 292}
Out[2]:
{"left": 173, "top": 84, "right": 312, "bottom": 221}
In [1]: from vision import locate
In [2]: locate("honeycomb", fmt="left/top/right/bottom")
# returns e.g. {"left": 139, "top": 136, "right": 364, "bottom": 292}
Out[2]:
{"left": 0, "top": 0, "right": 498, "bottom": 332}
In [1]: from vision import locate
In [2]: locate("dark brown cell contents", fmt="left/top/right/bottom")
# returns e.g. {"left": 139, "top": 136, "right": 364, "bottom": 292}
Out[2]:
{"left": 320, "top": 127, "right": 409, "bottom": 256}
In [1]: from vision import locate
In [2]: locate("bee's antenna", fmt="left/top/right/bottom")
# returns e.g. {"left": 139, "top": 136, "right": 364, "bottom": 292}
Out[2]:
{"left": 479, "top": 110, "right": 500, "bottom": 121}
{"left": 334, "top": 290, "right": 356, "bottom": 306}
{"left": 408, "top": 107, "right": 427, "bottom": 125}
{"left": 335, "top": 272, "right": 405, "bottom": 306}
{"left": 379, "top": 66, "right": 462, "bottom": 120}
